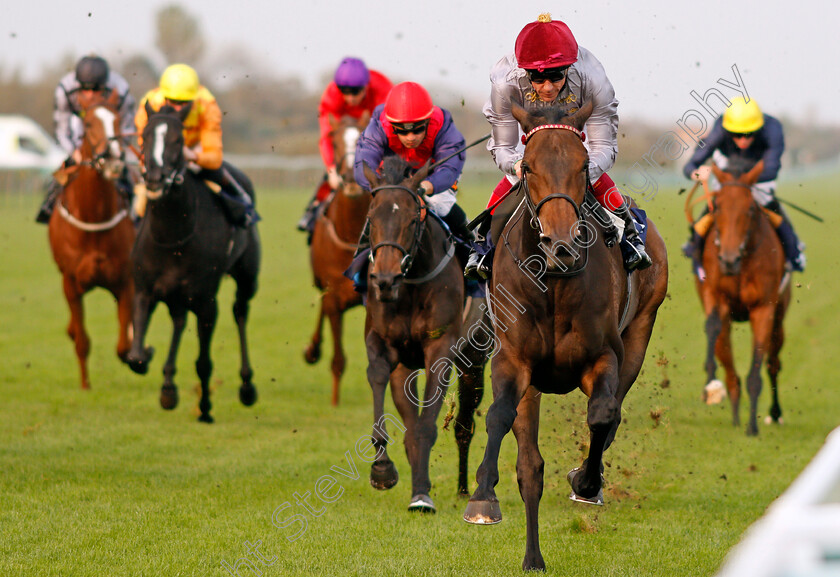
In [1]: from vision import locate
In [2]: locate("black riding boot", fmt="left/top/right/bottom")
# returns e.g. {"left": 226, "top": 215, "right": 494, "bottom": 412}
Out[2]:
{"left": 614, "top": 203, "right": 653, "bottom": 271}
{"left": 584, "top": 193, "right": 620, "bottom": 247}
{"left": 442, "top": 204, "right": 474, "bottom": 242}
{"left": 464, "top": 216, "right": 492, "bottom": 280}
{"left": 765, "top": 200, "right": 805, "bottom": 272}
{"left": 36, "top": 180, "right": 62, "bottom": 224}
{"left": 297, "top": 193, "right": 319, "bottom": 232}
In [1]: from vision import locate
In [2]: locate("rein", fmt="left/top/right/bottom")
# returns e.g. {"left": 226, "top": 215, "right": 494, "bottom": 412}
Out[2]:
{"left": 367, "top": 184, "right": 454, "bottom": 284}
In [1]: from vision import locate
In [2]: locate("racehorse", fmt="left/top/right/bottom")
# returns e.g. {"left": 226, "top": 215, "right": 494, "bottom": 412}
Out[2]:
{"left": 47, "top": 90, "right": 135, "bottom": 390}
{"left": 697, "top": 160, "right": 791, "bottom": 436}
{"left": 127, "top": 104, "right": 261, "bottom": 423}
{"left": 362, "top": 157, "right": 487, "bottom": 512}
{"left": 462, "top": 103, "right": 668, "bottom": 571}
{"left": 305, "top": 113, "right": 371, "bottom": 406}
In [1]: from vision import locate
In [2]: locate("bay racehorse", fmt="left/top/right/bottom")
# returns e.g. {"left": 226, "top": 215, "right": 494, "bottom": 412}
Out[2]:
{"left": 127, "top": 105, "right": 261, "bottom": 423}
{"left": 463, "top": 103, "right": 668, "bottom": 571}
{"left": 362, "top": 157, "right": 487, "bottom": 512}
{"left": 305, "top": 113, "right": 371, "bottom": 405}
{"left": 47, "top": 89, "right": 135, "bottom": 389}
{"left": 698, "top": 160, "right": 791, "bottom": 436}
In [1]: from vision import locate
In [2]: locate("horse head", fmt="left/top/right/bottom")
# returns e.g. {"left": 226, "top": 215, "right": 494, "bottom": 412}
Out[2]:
{"left": 80, "top": 89, "right": 125, "bottom": 180}
{"left": 330, "top": 112, "right": 370, "bottom": 197}
{"left": 512, "top": 101, "right": 594, "bottom": 272}
{"left": 362, "top": 156, "right": 430, "bottom": 302}
{"left": 141, "top": 101, "right": 189, "bottom": 199}
{"left": 711, "top": 159, "right": 764, "bottom": 275}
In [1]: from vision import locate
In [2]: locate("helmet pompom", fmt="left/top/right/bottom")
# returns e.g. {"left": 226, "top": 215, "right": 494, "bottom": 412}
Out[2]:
{"left": 537, "top": 13, "right": 552, "bottom": 23}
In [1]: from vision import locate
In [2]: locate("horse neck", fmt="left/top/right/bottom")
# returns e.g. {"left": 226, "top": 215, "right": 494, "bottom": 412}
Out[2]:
{"left": 63, "top": 165, "right": 120, "bottom": 221}
{"left": 412, "top": 217, "right": 450, "bottom": 272}
{"left": 330, "top": 189, "right": 370, "bottom": 240}
{"left": 146, "top": 177, "right": 198, "bottom": 243}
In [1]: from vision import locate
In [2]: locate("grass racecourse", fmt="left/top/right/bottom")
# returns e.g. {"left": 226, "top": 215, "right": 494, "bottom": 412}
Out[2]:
{"left": 1, "top": 171, "right": 839, "bottom": 577}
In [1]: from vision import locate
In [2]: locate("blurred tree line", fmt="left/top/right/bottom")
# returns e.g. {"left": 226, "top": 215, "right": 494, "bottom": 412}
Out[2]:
{"left": 1, "top": 3, "right": 837, "bottom": 172}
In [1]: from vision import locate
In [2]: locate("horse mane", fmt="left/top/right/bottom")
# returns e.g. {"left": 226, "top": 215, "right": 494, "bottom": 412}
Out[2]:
{"left": 379, "top": 155, "right": 414, "bottom": 185}
{"left": 721, "top": 156, "right": 758, "bottom": 179}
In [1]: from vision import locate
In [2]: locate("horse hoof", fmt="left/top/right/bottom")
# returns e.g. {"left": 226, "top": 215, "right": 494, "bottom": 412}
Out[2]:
{"left": 567, "top": 468, "right": 605, "bottom": 506}
{"left": 369, "top": 460, "right": 398, "bottom": 490}
{"left": 408, "top": 494, "right": 436, "bottom": 513}
{"left": 463, "top": 499, "right": 502, "bottom": 524}
{"left": 704, "top": 380, "right": 726, "bottom": 405}
{"left": 523, "top": 555, "right": 546, "bottom": 572}
{"left": 239, "top": 383, "right": 258, "bottom": 406}
{"left": 127, "top": 358, "right": 148, "bottom": 375}
{"left": 160, "top": 385, "right": 179, "bottom": 410}
{"left": 303, "top": 345, "right": 321, "bottom": 364}
{"left": 198, "top": 413, "right": 215, "bottom": 424}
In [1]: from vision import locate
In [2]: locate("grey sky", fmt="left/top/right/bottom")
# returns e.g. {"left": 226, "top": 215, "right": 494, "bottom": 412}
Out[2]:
{"left": 3, "top": 0, "right": 839, "bottom": 125}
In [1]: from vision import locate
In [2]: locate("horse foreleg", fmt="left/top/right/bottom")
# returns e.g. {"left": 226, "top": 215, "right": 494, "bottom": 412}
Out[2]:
{"left": 746, "top": 305, "right": 775, "bottom": 436}
{"left": 511, "top": 391, "right": 545, "bottom": 571}
{"left": 324, "top": 295, "right": 346, "bottom": 407}
{"left": 703, "top": 308, "right": 723, "bottom": 399}
{"left": 366, "top": 332, "right": 399, "bottom": 490}
{"left": 62, "top": 275, "right": 90, "bottom": 390}
{"left": 194, "top": 301, "right": 219, "bottom": 423}
{"left": 127, "top": 290, "right": 157, "bottom": 375}
{"left": 233, "top": 289, "right": 257, "bottom": 407}
{"left": 766, "top": 307, "right": 786, "bottom": 425}
{"left": 713, "top": 310, "right": 741, "bottom": 426}
{"left": 455, "top": 363, "right": 485, "bottom": 496}
{"left": 114, "top": 280, "right": 134, "bottom": 364}
{"left": 572, "top": 351, "right": 620, "bottom": 504}
{"left": 159, "top": 305, "right": 187, "bottom": 412}
{"left": 464, "top": 357, "right": 528, "bottom": 525}
{"left": 304, "top": 296, "right": 325, "bottom": 365}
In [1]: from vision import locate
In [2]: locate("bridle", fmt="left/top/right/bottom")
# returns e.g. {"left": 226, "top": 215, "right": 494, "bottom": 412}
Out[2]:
{"left": 507, "top": 123, "right": 592, "bottom": 277}
{"left": 366, "top": 184, "right": 455, "bottom": 284}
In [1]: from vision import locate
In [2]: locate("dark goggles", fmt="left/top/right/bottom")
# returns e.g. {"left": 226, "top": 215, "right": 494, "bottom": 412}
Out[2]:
{"left": 525, "top": 67, "right": 569, "bottom": 84}
{"left": 392, "top": 121, "right": 429, "bottom": 136}
{"left": 79, "top": 83, "right": 105, "bottom": 91}
{"left": 337, "top": 85, "right": 364, "bottom": 96}
{"left": 729, "top": 131, "right": 757, "bottom": 139}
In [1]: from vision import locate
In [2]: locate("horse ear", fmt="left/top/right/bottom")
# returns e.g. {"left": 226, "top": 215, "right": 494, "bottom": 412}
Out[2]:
{"left": 566, "top": 101, "right": 594, "bottom": 130}
{"left": 328, "top": 114, "right": 340, "bottom": 131}
{"left": 743, "top": 160, "right": 764, "bottom": 185}
{"left": 362, "top": 161, "right": 381, "bottom": 189}
{"left": 144, "top": 99, "right": 155, "bottom": 118}
{"left": 410, "top": 161, "right": 432, "bottom": 190}
{"left": 711, "top": 163, "right": 729, "bottom": 183}
{"left": 105, "top": 88, "right": 120, "bottom": 109}
{"left": 511, "top": 102, "right": 536, "bottom": 133}
{"left": 176, "top": 101, "right": 192, "bottom": 122}
{"left": 359, "top": 110, "right": 371, "bottom": 129}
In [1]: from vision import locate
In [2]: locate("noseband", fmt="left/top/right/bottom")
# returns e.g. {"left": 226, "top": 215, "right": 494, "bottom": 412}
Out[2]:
{"left": 367, "top": 185, "right": 428, "bottom": 277}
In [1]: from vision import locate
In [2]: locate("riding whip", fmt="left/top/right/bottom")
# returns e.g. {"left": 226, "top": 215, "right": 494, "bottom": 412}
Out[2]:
{"left": 427, "top": 133, "right": 491, "bottom": 172}
{"left": 777, "top": 196, "right": 824, "bottom": 223}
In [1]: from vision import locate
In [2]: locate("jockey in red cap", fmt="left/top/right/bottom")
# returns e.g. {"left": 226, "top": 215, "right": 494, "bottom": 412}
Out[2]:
{"left": 297, "top": 57, "right": 393, "bottom": 232}
{"left": 465, "top": 13, "right": 652, "bottom": 279}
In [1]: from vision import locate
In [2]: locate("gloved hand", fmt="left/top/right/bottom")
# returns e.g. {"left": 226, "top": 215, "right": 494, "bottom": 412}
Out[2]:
{"left": 327, "top": 167, "right": 343, "bottom": 190}
{"left": 691, "top": 165, "right": 712, "bottom": 182}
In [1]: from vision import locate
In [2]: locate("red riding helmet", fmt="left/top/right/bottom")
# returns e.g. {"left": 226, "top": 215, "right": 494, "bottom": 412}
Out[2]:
{"left": 515, "top": 13, "right": 579, "bottom": 71}
{"left": 384, "top": 82, "right": 434, "bottom": 124}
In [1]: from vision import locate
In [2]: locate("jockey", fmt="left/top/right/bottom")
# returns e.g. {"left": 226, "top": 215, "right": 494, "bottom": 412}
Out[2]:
{"left": 134, "top": 63, "right": 256, "bottom": 226}
{"left": 296, "top": 57, "right": 393, "bottom": 232}
{"left": 36, "top": 55, "right": 136, "bottom": 224}
{"left": 464, "top": 13, "right": 652, "bottom": 279}
{"left": 683, "top": 97, "right": 805, "bottom": 273}
{"left": 353, "top": 81, "right": 474, "bottom": 246}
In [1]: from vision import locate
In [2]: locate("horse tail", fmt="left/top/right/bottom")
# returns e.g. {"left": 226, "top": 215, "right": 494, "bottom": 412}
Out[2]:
{"left": 77, "top": 251, "right": 109, "bottom": 288}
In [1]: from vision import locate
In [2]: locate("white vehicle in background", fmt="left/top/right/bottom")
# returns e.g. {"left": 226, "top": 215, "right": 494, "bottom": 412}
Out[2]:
{"left": 0, "top": 114, "right": 65, "bottom": 173}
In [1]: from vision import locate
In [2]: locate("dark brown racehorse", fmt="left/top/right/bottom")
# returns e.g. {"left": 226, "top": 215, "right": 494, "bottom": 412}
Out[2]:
{"left": 463, "top": 103, "right": 668, "bottom": 571}
{"left": 48, "top": 90, "right": 135, "bottom": 389}
{"left": 305, "top": 113, "right": 371, "bottom": 405}
{"left": 127, "top": 104, "right": 261, "bottom": 423}
{"left": 697, "top": 160, "right": 791, "bottom": 436}
{"left": 362, "top": 157, "right": 487, "bottom": 512}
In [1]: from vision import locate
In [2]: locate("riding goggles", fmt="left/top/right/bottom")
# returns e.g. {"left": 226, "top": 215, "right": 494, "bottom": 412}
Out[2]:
{"left": 337, "top": 85, "right": 364, "bottom": 96}
{"left": 392, "top": 121, "right": 429, "bottom": 136}
{"left": 525, "top": 67, "right": 569, "bottom": 84}
{"left": 729, "top": 131, "right": 757, "bottom": 139}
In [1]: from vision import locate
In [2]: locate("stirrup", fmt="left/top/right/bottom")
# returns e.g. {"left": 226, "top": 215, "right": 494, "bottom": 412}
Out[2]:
{"left": 464, "top": 251, "right": 490, "bottom": 280}
{"left": 623, "top": 239, "right": 653, "bottom": 272}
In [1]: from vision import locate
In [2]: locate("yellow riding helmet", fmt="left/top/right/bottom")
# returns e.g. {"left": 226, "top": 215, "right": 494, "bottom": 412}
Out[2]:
{"left": 160, "top": 64, "right": 200, "bottom": 101}
{"left": 722, "top": 97, "right": 764, "bottom": 134}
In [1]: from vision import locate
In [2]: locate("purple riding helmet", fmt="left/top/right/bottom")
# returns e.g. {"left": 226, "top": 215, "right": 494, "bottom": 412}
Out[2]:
{"left": 334, "top": 57, "right": 370, "bottom": 88}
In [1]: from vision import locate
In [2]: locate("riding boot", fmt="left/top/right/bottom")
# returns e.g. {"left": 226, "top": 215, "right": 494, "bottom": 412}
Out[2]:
{"left": 775, "top": 218, "right": 806, "bottom": 272}
{"left": 613, "top": 203, "right": 653, "bottom": 271}
{"left": 36, "top": 180, "right": 62, "bottom": 224}
{"left": 682, "top": 228, "right": 707, "bottom": 279}
{"left": 353, "top": 219, "right": 371, "bottom": 258}
{"left": 442, "top": 204, "right": 474, "bottom": 242}
{"left": 584, "top": 192, "right": 620, "bottom": 247}
{"left": 297, "top": 193, "right": 320, "bottom": 232}
{"left": 464, "top": 216, "right": 492, "bottom": 280}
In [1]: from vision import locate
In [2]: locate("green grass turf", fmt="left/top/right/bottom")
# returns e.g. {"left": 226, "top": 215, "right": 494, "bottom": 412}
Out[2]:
{"left": 0, "top": 173, "right": 837, "bottom": 576}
